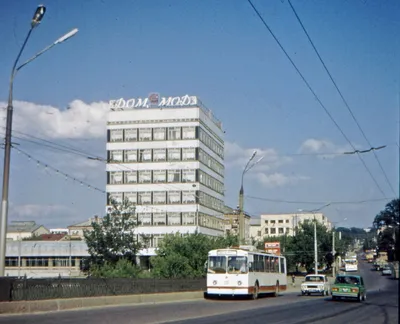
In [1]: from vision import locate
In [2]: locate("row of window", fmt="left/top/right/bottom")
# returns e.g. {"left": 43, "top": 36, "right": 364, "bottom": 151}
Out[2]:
{"left": 257, "top": 228, "right": 291, "bottom": 237}
{"left": 107, "top": 191, "right": 225, "bottom": 213}
{"left": 108, "top": 126, "right": 224, "bottom": 159}
{"left": 5, "top": 257, "right": 79, "bottom": 267}
{"left": 132, "top": 212, "right": 223, "bottom": 231}
{"left": 198, "top": 128, "right": 223, "bottom": 158}
{"left": 107, "top": 169, "right": 224, "bottom": 194}
{"left": 109, "top": 126, "right": 197, "bottom": 142}
{"left": 265, "top": 220, "right": 290, "bottom": 224}
{"left": 107, "top": 148, "right": 224, "bottom": 177}
{"left": 252, "top": 255, "right": 286, "bottom": 274}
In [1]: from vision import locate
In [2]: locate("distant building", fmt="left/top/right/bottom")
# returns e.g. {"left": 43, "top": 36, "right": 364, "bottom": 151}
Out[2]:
{"left": 67, "top": 216, "right": 101, "bottom": 240}
{"left": 250, "top": 212, "right": 332, "bottom": 241}
{"left": 6, "top": 221, "right": 49, "bottom": 241}
{"left": 40, "top": 233, "right": 67, "bottom": 241}
{"left": 49, "top": 228, "right": 69, "bottom": 235}
{"left": 223, "top": 206, "right": 251, "bottom": 240}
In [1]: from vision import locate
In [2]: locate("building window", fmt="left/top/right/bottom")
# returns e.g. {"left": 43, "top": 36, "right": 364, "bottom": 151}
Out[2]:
{"left": 153, "top": 149, "right": 166, "bottom": 161}
{"left": 110, "top": 129, "right": 123, "bottom": 142}
{"left": 270, "top": 228, "right": 276, "bottom": 234}
{"left": 278, "top": 220, "right": 283, "bottom": 223}
{"left": 153, "top": 191, "right": 166, "bottom": 204}
{"left": 182, "top": 126, "right": 196, "bottom": 139}
{"left": 167, "top": 148, "right": 181, "bottom": 161}
{"left": 139, "top": 128, "right": 152, "bottom": 141}
{"left": 109, "top": 171, "right": 123, "bottom": 184}
{"left": 153, "top": 213, "right": 166, "bottom": 226}
{"left": 278, "top": 228, "right": 284, "bottom": 234}
{"left": 265, "top": 228, "right": 269, "bottom": 235}
{"left": 270, "top": 220, "right": 276, "bottom": 224}
{"left": 182, "top": 169, "right": 196, "bottom": 182}
{"left": 168, "top": 212, "right": 181, "bottom": 225}
{"left": 182, "top": 191, "right": 196, "bottom": 204}
{"left": 139, "top": 149, "right": 152, "bottom": 162}
{"left": 264, "top": 220, "right": 268, "bottom": 224}
{"left": 153, "top": 170, "right": 166, "bottom": 183}
{"left": 124, "top": 150, "right": 137, "bottom": 162}
{"left": 285, "top": 228, "right": 290, "bottom": 233}
{"left": 168, "top": 191, "right": 181, "bottom": 204}
{"left": 138, "top": 192, "right": 152, "bottom": 204}
{"left": 109, "top": 150, "right": 123, "bottom": 162}
{"left": 182, "top": 148, "right": 196, "bottom": 160}
{"left": 153, "top": 127, "right": 166, "bottom": 140}
{"left": 168, "top": 127, "right": 181, "bottom": 140}
{"left": 139, "top": 213, "right": 152, "bottom": 226}
{"left": 124, "top": 192, "right": 137, "bottom": 204}
{"left": 167, "top": 170, "right": 181, "bottom": 183}
{"left": 286, "top": 219, "right": 289, "bottom": 223}
{"left": 125, "top": 171, "right": 137, "bottom": 184}
{"left": 138, "top": 170, "right": 152, "bottom": 183}
{"left": 182, "top": 212, "right": 195, "bottom": 225}
{"left": 124, "top": 129, "right": 138, "bottom": 141}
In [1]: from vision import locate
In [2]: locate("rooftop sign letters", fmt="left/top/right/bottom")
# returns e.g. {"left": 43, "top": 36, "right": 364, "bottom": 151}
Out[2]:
{"left": 109, "top": 94, "right": 198, "bottom": 110}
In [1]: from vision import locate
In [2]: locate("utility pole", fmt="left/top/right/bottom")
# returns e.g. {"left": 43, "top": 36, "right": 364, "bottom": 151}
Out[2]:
{"left": 332, "top": 231, "right": 336, "bottom": 278}
{"left": 314, "top": 218, "right": 318, "bottom": 275}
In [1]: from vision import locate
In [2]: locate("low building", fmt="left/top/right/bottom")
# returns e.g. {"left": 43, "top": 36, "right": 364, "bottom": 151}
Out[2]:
{"left": 6, "top": 221, "right": 49, "bottom": 241}
{"left": 251, "top": 212, "right": 332, "bottom": 242}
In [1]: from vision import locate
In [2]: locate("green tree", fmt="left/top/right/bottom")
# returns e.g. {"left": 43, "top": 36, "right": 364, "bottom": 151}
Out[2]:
{"left": 287, "top": 220, "right": 332, "bottom": 272}
{"left": 83, "top": 199, "right": 146, "bottom": 273}
{"left": 150, "top": 232, "right": 238, "bottom": 278}
{"left": 373, "top": 198, "right": 400, "bottom": 228}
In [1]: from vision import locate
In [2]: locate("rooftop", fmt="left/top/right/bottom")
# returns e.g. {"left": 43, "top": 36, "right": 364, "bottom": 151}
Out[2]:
{"left": 7, "top": 221, "right": 45, "bottom": 233}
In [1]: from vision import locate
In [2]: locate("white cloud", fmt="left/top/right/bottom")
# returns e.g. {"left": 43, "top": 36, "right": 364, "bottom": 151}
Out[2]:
{"left": 299, "top": 138, "right": 353, "bottom": 159}
{"left": 0, "top": 100, "right": 109, "bottom": 139}
{"left": 225, "top": 141, "right": 292, "bottom": 171}
{"left": 252, "top": 172, "right": 309, "bottom": 188}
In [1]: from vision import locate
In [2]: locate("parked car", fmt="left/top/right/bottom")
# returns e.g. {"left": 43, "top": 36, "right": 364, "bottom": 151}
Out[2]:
{"left": 382, "top": 265, "right": 392, "bottom": 276}
{"left": 301, "top": 274, "right": 330, "bottom": 296}
{"left": 331, "top": 274, "right": 366, "bottom": 302}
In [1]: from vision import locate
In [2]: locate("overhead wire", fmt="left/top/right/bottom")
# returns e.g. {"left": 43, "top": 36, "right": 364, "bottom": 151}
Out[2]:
{"left": 246, "top": 0, "right": 387, "bottom": 198}
{"left": 287, "top": 0, "right": 396, "bottom": 197}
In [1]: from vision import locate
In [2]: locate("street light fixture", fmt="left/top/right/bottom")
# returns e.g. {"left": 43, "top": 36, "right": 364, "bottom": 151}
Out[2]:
{"left": 0, "top": 6, "right": 78, "bottom": 276}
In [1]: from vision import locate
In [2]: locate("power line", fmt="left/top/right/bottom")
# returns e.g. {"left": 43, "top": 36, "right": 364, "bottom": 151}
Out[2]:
{"left": 246, "top": 0, "right": 387, "bottom": 198}
{"left": 245, "top": 195, "right": 392, "bottom": 205}
{"left": 12, "top": 146, "right": 106, "bottom": 194}
{"left": 287, "top": 0, "right": 396, "bottom": 197}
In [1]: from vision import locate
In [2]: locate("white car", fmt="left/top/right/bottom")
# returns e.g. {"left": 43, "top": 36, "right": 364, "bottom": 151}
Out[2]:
{"left": 382, "top": 265, "right": 392, "bottom": 276}
{"left": 301, "top": 274, "right": 330, "bottom": 296}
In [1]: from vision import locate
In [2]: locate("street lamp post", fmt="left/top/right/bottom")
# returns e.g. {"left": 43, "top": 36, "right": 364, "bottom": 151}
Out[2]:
{"left": 238, "top": 151, "right": 264, "bottom": 243}
{"left": 0, "top": 6, "right": 78, "bottom": 276}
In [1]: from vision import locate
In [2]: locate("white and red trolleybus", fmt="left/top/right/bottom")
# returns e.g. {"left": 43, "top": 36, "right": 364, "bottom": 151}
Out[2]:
{"left": 206, "top": 246, "right": 287, "bottom": 299}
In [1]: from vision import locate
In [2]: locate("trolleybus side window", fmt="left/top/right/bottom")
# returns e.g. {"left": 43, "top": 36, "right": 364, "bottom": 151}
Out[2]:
{"left": 280, "top": 257, "right": 285, "bottom": 274}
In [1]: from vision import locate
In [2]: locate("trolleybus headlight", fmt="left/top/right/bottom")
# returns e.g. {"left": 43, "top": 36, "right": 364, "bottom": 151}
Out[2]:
{"left": 213, "top": 280, "right": 217, "bottom": 285}
{"left": 238, "top": 281, "right": 242, "bottom": 286}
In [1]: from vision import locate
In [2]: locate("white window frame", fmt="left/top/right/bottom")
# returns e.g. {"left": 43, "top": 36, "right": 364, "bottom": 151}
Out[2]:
{"left": 153, "top": 170, "right": 166, "bottom": 183}
{"left": 167, "top": 170, "right": 181, "bottom": 183}
{"left": 182, "top": 126, "right": 196, "bottom": 139}
{"left": 124, "top": 150, "right": 137, "bottom": 162}
{"left": 153, "top": 191, "right": 166, "bottom": 204}
{"left": 153, "top": 127, "right": 166, "bottom": 140}
{"left": 168, "top": 191, "right": 181, "bottom": 204}
{"left": 153, "top": 149, "right": 166, "bottom": 161}
{"left": 138, "top": 170, "right": 152, "bottom": 183}
{"left": 182, "top": 148, "right": 196, "bottom": 160}
{"left": 109, "top": 171, "right": 123, "bottom": 184}
{"left": 139, "top": 128, "right": 152, "bottom": 141}
{"left": 167, "top": 148, "right": 181, "bottom": 161}
{"left": 124, "top": 129, "right": 138, "bottom": 141}
{"left": 124, "top": 171, "right": 137, "bottom": 184}
{"left": 168, "top": 212, "right": 181, "bottom": 225}
{"left": 110, "top": 129, "right": 123, "bottom": 142}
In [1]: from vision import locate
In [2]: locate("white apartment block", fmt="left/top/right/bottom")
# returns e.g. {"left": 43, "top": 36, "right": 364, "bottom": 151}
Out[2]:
{"left": 250, "top": 212, "right": 332, "bottom": 241}
{"left": 106, "top": 94, "right": 225, "bottom": 255}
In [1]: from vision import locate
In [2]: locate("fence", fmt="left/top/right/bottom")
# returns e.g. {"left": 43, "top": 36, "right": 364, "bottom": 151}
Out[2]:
{"left": 0, "top": 277, "right": 206, "bottom": 302}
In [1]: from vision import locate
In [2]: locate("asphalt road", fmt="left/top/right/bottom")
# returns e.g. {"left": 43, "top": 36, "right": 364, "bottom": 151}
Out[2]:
{"left": 0, "top": 260, "right": 397, "bottom": 324}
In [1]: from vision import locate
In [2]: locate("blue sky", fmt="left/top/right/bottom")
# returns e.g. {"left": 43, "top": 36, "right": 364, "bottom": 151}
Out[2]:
{"left": 0, "top": 0, "right": 398, "bottom": 229}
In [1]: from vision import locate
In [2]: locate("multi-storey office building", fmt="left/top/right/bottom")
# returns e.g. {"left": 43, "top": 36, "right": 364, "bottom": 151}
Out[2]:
{"left": 106, "top": 94, "right": 225, "bottom": 254}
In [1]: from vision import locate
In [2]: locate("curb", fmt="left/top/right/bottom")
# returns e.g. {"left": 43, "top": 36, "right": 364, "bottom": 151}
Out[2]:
{"left": 0, "top": 291, "right": 204, "bottom": 315}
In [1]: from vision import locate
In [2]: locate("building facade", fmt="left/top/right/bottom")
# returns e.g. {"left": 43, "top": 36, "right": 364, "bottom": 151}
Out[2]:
{"left": 106, "top": 94, "right": 225, "bottom": 253}
{"left": 250, "top": 212, "right": 332, "bottom": 241}
{"left": 223, "top": 206, "right": 251, "bottom": 240}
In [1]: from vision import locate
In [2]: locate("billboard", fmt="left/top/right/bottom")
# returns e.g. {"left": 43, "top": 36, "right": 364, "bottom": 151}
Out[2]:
{"left": 264, "top": 242, "right": 281, "bottom": 255}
